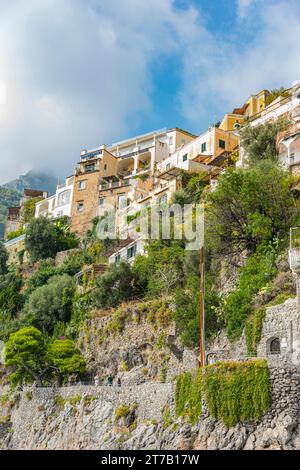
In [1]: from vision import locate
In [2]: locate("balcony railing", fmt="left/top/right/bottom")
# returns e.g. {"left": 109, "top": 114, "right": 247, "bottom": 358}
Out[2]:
{"left": 277, "top": 121, "right": 300, "bottom": 148}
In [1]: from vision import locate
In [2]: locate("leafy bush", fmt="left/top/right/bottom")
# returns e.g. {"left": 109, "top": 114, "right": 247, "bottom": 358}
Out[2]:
{"left": 202, "top": 360, "right": 271, "bottom": 428}
{"left": 47, "top": 339, "right": 86, "bottom": 378}
{"left": 0, "top": 242, "right": 8, "bottom": 275}
{"left": 5, "top": 326, "right": 86, "bottom": 387}
{"left": 206, "top": 161, "right": 296, "bottom": 256}
{"left": 224, "top": 250, "right": 277, "bottom": 340}
{"left": 175, "top": 371, "right": 202, "bottom": 425}
{"left": 239, "top": 121, "right": 281, "bottom": 165}
{"left": 93, "top": 262, "right": 136, "bottom": 308}
{"left": 0, "top": 273, "right": 23, "bottom": 315}
{"left": 21, "top": 275, "right": 75, "bottom": 334}
{"left": 25, "top": 217, "right": 78, "bottom": 262}
{"left": 5, "top": 326, "right": 48, "bottom": 387}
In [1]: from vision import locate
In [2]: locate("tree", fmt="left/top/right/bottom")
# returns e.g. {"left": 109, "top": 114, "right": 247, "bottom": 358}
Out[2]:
{"left": 5, "top": 326, "right": 49, "bottom": 387}
{"left": 0, "top": 273, "right": 23, "bottom": 315}
{"left": 25, "top": 217, "right": 58, "bottom": 262}
{"left": 21, "top": 275, "right": 75, "bottom": 334}
{"left": 133, "top": 241, "right": 186, "bottom": 297}
{"left": 206, "top": 161, "right": 296, "bottom": 258}
{"left": 25, "top": 216, "right": 79, "bottom": 263}
{"left": 239, "top": 121, "right": 282, "bottom": 165}
{"left": 266, "top": 87, "right": 291, "bottom": 107}
{"left": 93, "top": 262, "right": 135, "bottom": 308}
{"left": 5, "top": 327, "right": 86, "bottom": 387}
{"left": 47, "top": 339, "right": 86, "bottom": 380}
{"left": 0, "top": 242, "right": 8, "bottom": 275}
{"left": 21, "top": 197, "right": 43, "bottom": 224}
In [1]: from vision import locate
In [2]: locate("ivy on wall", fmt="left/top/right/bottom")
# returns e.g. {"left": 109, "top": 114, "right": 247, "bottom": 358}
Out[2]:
{"left": 175, "top": 360, "right": 271, "bottom": 428}
{"left": 245, "top": 308, "right": 266, "bottom": 356}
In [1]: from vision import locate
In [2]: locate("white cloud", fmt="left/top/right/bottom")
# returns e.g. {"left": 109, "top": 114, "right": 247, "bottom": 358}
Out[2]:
{"left": 180, "top": 0, "right": 300, "bottom": 126}
{"left": 0, "top": 0, "right": 198, "bottom": 183}
{"left": 237, "top": 0, "right": 255, "bottom": 19}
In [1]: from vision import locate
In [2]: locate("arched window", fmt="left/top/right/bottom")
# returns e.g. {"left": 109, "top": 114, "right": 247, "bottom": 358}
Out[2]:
{"left": 270, "top": 338, "right": 281, "bottom": 355}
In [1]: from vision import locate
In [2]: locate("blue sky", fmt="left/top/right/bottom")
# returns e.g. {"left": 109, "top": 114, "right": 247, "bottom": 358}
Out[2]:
{"left": 1, "top": 0, "right": 300, "bottom": 182}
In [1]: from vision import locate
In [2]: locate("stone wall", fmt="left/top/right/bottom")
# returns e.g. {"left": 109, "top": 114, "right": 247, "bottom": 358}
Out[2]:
{"left": 2, "top": 367, "right": 300, "bottom": 450}
{"left": 257, "top": 298, "right": 300, "bottom": 366}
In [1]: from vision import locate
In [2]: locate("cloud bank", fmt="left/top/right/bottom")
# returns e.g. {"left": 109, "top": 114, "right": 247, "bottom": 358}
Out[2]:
{"left": 1, "top": 0, "right": 300, "bottom": 183}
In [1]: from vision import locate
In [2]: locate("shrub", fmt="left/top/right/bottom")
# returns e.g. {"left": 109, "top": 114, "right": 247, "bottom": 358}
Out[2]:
{"left": 93, "top": 262, "right": 135, "bottom": 308}
{"left": 0, "top": 242, "right": 8, "bottom": 275}
{"left": 115, "top": 404, "right": 130, "bottom": 421}
{"left": 206, "top": 161, "right": 296, "bottom": 257}
{"left": 21, "top": 275, "right": 75, "bottom": 334}
{"left": 47, "top": 339, "right": 86, "bottom": 378}
{"left": 202, "top": 360, "right": 271, "bottom": 428}
{"left": 0, "top": 273, "right": 23, "bottom": 315}
{"left": 225, "top": 250, "right": 277, "bottom": 340}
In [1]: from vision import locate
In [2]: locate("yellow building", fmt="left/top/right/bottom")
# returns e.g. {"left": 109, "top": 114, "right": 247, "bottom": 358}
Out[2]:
{"left": 219, "top": 90, "right": 270, "bottom": 132}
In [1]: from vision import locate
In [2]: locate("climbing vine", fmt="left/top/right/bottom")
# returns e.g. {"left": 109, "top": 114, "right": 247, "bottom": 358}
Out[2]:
{"left": 202, "top": 360, "right": 271, "bottom": 428}
{"left": 175, "top": 371, "right": 202, "bottom": 425}
{"left": 245, "top": 308, "right": 266, "bottom": 356}
{"left": 175, "top": 360, "right": 271, "bottom": 428}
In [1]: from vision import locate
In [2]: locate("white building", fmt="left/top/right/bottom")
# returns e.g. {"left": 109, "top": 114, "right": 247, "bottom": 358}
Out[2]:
{"left": 35, "top": 176, "right": 74, "bottom": 219}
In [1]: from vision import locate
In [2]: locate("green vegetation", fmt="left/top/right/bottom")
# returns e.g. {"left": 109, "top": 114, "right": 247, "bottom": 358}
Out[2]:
{"left": 202, "top": 360, "right": 271, "bottom": 428}
{"left": 245, "top": 308, "right": 266, "bottom": 356}
{"left": 175, "top": 360, "right": 271, "bottom": 428}
{"left": 175, "top": 371, "right": 202, "bottom": 425}
{"left": 115, "top": 404, "right": 130, "bottom": 421}
{"left": 21, "top": 275, "right": 75, "bottom": 335}
{"left": 93, "top": 262, "right": 138, "bottom": 308}
{"left": 21, "top": 197, "right": 43, "bottom": 224}
{"left": 0, "top": 242, "right": 8, "bottom": 275}
{"left": 239, "top": 121, "right": 282, "bottom": 165}
{"left": 25, "top": 216, "right": 78, "bottom": 262}
{"left": 0, "top": 186, "right": 20, "bottom": 239}
{"left": 224, "top": 250, "right": 277, "bottom": 340}
{"left": 5, "top": 326, "right": 86, "bottom": 388}
{"left": 6, "top": 228, "right": 24, "bottom": 241}
{"left": 266, "top": 87, "right": 291, "bottom": 107}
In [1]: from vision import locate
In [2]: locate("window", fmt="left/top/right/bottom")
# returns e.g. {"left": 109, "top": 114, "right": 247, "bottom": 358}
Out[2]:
{"left": 127, "top": 244, "right": 137, "bottom": 259}
{"left": 201, "top": 142, "right": 207, "bottom": 153}
{"left": 104, "top": 164, "right": 107, "bottom": 171}
{"left": 183, "top": 154, "right": 188, "bottom": 162}
{"left": 290, "top": 153, "right": 295, "bottom": 165}
{"left": 84, "top": 163, "right": 95, "bottom": 173}
{"left": 78, "top": 180, "right": 86, "bottom": 190}
{"left": 99, "top": 197, "right": 106, "bottom": 206}
{"left": 158, "top": 194, "right": 168, "bottom": 206}
{"left": 270, "top": 338, "right": 281, "bottom": 355}
{"left": 169, "top": 136, "right": 174, "bottom": 146}
{"left": 219, "top": 139, "right": 226, "bottom": 149}
{"left": 115, "top": 254, "right": 121, "bottom": 264}
{"left": 166, "top": 163, "right": 171, "bottom": 170}
{"left": 118, "top": 193, "right": 127, "bottom": 209}
{"left": 57, "top": 190, "right": 71, "bottom": 207}
{"left": 77, "top": 201, "right": 84, "bottom": 213}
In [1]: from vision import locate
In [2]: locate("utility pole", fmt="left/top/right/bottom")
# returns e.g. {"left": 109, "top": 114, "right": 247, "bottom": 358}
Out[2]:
{"left": 199, "top": 246, "right": 205, "bottom": 367}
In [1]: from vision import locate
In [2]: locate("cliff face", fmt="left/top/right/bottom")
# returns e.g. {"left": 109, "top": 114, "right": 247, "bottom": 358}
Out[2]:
{"left": 77, "top": 300, "right": 197, "bottom": 386}
{"left": 1, "top": 367, "right": 300, "bottom": 450}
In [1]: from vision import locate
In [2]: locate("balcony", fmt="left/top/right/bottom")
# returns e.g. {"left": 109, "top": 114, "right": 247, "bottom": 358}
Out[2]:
{"left": 277, "top": 121, "right": 300, "bottom": 148}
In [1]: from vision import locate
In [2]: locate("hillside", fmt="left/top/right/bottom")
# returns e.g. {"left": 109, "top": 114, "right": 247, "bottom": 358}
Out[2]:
{"left": 3, "top": 170, "right": 57, "bottom": 196}
{"left": 0, "top": 170, "right": 58, "bottom": 239}
{"left": 0, "top": 187, "right": 21, "bottom": 239}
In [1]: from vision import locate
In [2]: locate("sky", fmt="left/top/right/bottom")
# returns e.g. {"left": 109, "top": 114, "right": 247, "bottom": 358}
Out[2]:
{"left": 1, "top": 0, "right": 300, "bottom": 183}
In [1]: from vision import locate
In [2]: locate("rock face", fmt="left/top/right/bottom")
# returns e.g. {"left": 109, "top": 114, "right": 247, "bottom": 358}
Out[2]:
{"left": 78, "top": 302, "right": 197, "bottom": 386}
{"left": 1, "top": 367, "right": 300, "bottom": 450}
